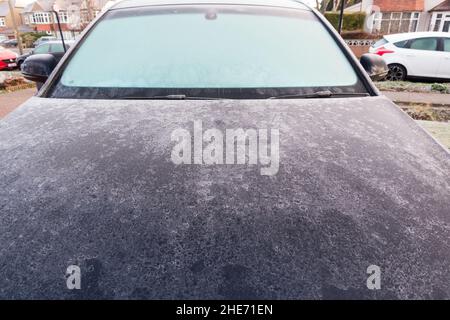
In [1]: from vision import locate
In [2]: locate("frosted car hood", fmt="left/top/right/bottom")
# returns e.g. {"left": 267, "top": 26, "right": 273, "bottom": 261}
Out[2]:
{"left": 0, "top": 96, "right": 449, "bottom": 299}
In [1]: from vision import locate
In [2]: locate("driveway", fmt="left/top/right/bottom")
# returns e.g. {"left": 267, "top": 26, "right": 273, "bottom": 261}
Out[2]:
{"left": 417, "top": 120, "right": 450, "bottom": 149}
{"left": 9, "top": 48, "right": 32, "bottom": 55}
{"left": 0, "top": 88, "right": 36, "bottom": 119}
{"left": 382, "top": 91, "right": 450, "bottom": 106}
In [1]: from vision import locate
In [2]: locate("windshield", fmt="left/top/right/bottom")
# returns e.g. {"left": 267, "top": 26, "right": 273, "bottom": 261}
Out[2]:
{"left": 47, "top": 5, "right": 368, "bottom": 99}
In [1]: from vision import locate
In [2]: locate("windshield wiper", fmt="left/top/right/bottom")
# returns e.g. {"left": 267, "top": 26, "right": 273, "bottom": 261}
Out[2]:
{"left": 268, "top": 90, "right": 370, "bottom": 100}
{"left": 118, "top": 94, "right": 230, "bottom": 100}
{"left": 117, "top": 91, "right": 369, "bottom": 100}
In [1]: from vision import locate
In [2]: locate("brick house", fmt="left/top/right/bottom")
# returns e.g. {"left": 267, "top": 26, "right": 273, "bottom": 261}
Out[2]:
{"left": 21, "top": 0, "right": 108, "bottom": 40}
{"left": 0, "top": 0, "right": 32, "bottom": 39}
{"left": 429, "top": 0, "right": 450, "bottom": 32}
{"left": 346, "top": 0, "right": 450, "bottom": 34}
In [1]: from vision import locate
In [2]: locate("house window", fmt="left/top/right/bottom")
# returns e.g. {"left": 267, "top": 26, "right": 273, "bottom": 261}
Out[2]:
{"left": 375, "top": 12, "right": 420, "bottom": 34}
{"left": 80, "top": 10, "right": 89, "bottom": 24}
{"left": 432, "top": 13, "right": 443, "bottom": 31}
{"left": 431, "top": 12, "right": 450, "bottom": 32}
{"left": 33, "top": 13, "right": 42, "bottom": 23}
{"left": 58, "top": 11, "right": 69, "bottom": 23}
{"left": 410, "top": 12, "right": 420, "bottom": 32}
{"left": 44, "top": 12, "right": 51, "bottom": 23}
{"left": 0, "top": 17, "right": 6, "bottom": 27}
{"left": 33, "top": 12, "right": 52, "bottom": 24}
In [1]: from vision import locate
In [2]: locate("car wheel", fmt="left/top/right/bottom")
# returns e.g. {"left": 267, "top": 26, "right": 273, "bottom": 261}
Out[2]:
{"left": 386, "top": 64, "right": 407, "bottom": 81}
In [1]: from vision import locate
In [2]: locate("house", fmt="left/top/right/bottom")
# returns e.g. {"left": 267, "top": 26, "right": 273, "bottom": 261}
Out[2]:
{"left": 0, "top": 0, "right": 32, "bottom": 39}
{"left": 22, "top": 0, "right": 72, "bottom": 39}
{"left": 21, "top": 0, "right": 109, "bottom": 40}
{"left": 429, "top": 0, "right": 450, "bottom": 32}
{"left": 345, "top": 0, "right": 450, "bottom": 34}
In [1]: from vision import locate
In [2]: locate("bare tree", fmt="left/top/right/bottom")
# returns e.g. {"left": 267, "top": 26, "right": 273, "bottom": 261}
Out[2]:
{"left": 320, "top": 0, "right": 330, "bottom": 13}
{"left": 337, "top": 0, "right": 357, "bottom": 12}
{"left": 317, "top": 0, "right": 356, "bottom": 13}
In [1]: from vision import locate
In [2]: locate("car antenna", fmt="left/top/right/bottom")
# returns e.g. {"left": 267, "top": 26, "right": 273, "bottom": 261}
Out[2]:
{"left": 52, "top": 9, "right": 67, "bottom": 52}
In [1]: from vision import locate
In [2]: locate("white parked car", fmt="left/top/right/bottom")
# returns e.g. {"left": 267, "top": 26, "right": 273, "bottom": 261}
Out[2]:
{"left": 369, "top": 32, "right": 450, "bottom": 81}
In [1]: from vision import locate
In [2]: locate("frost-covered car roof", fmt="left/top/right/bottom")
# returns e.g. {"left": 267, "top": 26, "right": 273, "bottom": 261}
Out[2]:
{"left": 111, "top": 0, "right": 310, "bottom": 10}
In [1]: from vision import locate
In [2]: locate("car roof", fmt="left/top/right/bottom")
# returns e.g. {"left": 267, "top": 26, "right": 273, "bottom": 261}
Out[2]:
{"left": 385, "top": 31, "right": 450, "bottom": 42}
{"left": 47, "top": 40, "right": 74, "bottom": 44}
{"left": 37, "top": 40, "right": 74, "bottom": 45}
{"left": 111, "top": 0, "right": 310, "bottom": 10}
{"left": 0, "top": 47, "right": 15, "bottom": 54}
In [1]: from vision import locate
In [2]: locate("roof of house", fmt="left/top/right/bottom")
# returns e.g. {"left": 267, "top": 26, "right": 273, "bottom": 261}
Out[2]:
{"left": 430, "top": 0, "right": 450, "bottom": 11}
{"left": 22, "top": 0, "right": 55, "bottom": 13}
{"left": 22, "top": 0, "right": 106, "bottom": 13}
{"left": 22, "top": 2, "right": 34, "bottom": 12}
{"left": 23, "top": 0, "right": 78, "bottom": 12}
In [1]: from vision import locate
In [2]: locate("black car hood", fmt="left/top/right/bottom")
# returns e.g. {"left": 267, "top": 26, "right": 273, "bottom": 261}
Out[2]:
{"left": 0, "top": 96, "right": 449, "bottom": 299}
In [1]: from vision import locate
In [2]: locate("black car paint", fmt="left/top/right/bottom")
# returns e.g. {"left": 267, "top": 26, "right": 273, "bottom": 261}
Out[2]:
{"left": 0, "top": 96, "right": 449, "bottom": 299}
{"left": 0, "top": 1, "right": 449, "bottom": 299}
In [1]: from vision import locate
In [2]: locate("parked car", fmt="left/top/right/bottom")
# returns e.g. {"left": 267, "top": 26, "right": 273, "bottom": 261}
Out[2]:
{"left": 0, "top": 46, "right": 18, "bottom": 70}
{"left": 17, "top": 40, "right": 73, "bottom": 68}
{"left": 370, "top": 31, "right": 450, "bottom": 81}
{"left": 0, "top": 39, "right": 18, "bottom": 48}
{"left": 4, "top": 0, "right": 450, "bottom": 299}
{"left": 32, "top": 36, "right": 57, "bottom": 48}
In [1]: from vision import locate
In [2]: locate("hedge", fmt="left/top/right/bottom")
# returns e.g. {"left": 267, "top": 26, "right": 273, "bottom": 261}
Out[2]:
{"left": 324, "top": 12, "right": 366, "bottom": 32}
{"left": 20, "top": 32, "right": 50, "bottom": 48}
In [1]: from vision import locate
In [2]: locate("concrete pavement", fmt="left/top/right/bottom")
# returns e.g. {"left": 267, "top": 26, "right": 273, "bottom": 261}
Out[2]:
{"left": 382, "top": 91, "right": 450, "bottom": 105}
{"left": 416, "top": 120, "right": 450, "bottom": 149}
{"left": 9, "top": 48, "right": 32, "bottom": 55}
{"left": 0, "top": 88, "right": 36, "bottom": 119}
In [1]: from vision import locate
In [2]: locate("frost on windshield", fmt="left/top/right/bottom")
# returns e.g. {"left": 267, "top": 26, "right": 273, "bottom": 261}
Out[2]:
{"left": 61, "top": 8, "right": 357, "bottom": 89}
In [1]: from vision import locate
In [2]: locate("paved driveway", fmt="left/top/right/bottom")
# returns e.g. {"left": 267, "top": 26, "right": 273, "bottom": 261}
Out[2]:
{"left": 383, "top": 91, "right": 450, "bottom": 106}
{"left": 417, "top": 120, "right": 450, "bottom": 149}
{"left": 9, "top": 48, "right": 32, "bottom": 55}
{"left": 0, "top": 88, "right": 36, "bottom": 119}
